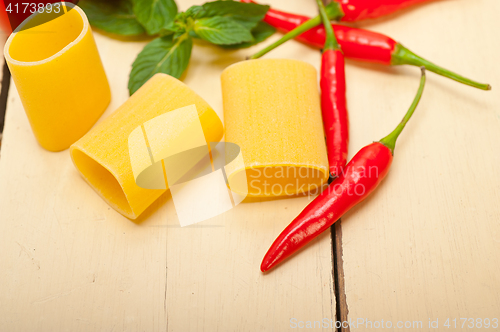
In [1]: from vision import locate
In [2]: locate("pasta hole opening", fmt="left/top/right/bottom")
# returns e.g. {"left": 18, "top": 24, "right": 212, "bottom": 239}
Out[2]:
{"left": 71, "top": 149, "right": 133, "bottom": 217}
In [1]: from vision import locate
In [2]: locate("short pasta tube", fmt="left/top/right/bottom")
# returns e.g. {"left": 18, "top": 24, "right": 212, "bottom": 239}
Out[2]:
{"left": 4, "top": 2, "right": 110, "bottom": 151}
{"left": 221, "top": 59, "right": 329, "bottom": 198}
{"left": 70, "top": 74, "right": 224, "bottom": 220}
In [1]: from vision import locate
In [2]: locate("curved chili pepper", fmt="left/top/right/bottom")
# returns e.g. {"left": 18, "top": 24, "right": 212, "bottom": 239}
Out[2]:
{"left": 261, "top": 68, "right": 427, "bottom": 272}
{"left": 248, "top": 2, "right": 491, "bottom": 90}
{"left": 259, "top": 7, "right": 395, "bottom": 65}
{"left": 242, "top": 0, "right": 432, "bottom": 22}
{"left": 335, "top": 0, "right": 432, "bottom": 22}
{"left": 317, "top": 0, "right": 349, "bottom": 178}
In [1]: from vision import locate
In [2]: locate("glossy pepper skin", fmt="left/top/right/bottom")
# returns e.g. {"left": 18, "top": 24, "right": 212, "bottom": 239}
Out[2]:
{"left": 243, "top": 1, "right": 396, "bottom": 65}
{"left": 241, "top": 0, "right": 432, "bottom": 22}
{"left": 337, "top": 0, "right": 432, "bottom": 21}
{"left": 248, "top": 1, "right": 491, "bottom": 90}
{"left": 261, "top": 142, "right": 392, "bottom": 272}
{"left": 321, "top": 49, "right": 349, "bottom": 177}
{"left": 316, "top": 0, "right": 349, "bottom": 179}
{"left": 261, "top": 69, "right": 427, "bottom": 272}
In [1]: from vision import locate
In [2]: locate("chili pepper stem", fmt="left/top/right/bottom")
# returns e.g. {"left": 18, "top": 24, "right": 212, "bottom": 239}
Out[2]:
{"left": 316, "top": 0, "right": 340, "bottom": 51}
{"left": 391, "top": 43, "right": 491, "bottom": 91}
{"left": 380, "top": 67, "right": 426, "bottom": 154}
{"left": 249, "top": 2, "right": 343, "bottom": 59}
{"left": 249, "top": 17, "right": 320, "bottom": 59}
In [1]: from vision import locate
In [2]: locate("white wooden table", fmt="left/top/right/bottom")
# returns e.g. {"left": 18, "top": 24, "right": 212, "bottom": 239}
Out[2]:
{"left": 1, "top": 1, "right": 499, "bottom": 331}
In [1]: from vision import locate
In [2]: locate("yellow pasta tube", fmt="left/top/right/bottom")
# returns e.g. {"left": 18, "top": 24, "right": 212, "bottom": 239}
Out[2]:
{"left": 70, "top": 74, "right": 224, "bottom": 220}
{"left": 221, "top": 59, "right": 329, "bottom": 197}
{"left": 4, "top": 3, "right": 110, "bottom": 151}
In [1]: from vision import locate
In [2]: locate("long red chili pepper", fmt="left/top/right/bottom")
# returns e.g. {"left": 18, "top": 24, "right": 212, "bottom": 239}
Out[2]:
{"left": 247, "top": 1, "right": 491, "bottom": 91}
{"left": 316, "top": 0, "right": 348, "bottom": 179}
{"left": 243, "top": 0, "right": 432, "bottom": 22}
{"left": 261, "top": 68, "right": 426, "bottom": 272}
{"left": 334, "top": 0, "right": 432, "bottom": 22}
{"left": 256, "top": 4, "right": 395, "bottom": 65}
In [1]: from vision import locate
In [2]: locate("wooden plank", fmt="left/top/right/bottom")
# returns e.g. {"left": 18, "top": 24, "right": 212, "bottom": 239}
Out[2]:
{"left": 340, "top": 0, "right": 500, "bottom": 329}
{"left": 0, "top": 1, "right": 335, "bottom": 331}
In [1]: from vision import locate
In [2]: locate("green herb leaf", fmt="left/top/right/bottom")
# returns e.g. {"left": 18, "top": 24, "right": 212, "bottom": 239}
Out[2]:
{"left": 128, "top": 35, "right": 192, "bottom": 95}
{"left": 133, "top": 0, "right": 178, "bottom": 35}
{"left": 220, "top": 21, "right": 275, "bottom": 49}
{"left": 79, "top": 0, "right": 146, "bottom": 36}
{"left": 194, "top": 16, "right": 253, "bottom": 45}
{"left": 196, "top": 1, "right": 269, "bottom": 30}
{"left": 185, "top": 5, "right": 204, "bottom": 18}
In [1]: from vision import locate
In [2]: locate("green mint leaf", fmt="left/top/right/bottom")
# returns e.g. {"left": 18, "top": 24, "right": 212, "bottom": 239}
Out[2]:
{"left": 79, "top": 0, "right": 146, "bottom": 36}
{"left": 128, "top": 35, "right": 192, "bottom": 95}
{"left": 194, "top": 16, "right": 253, "bottom": 45}
{"left": 197, "top": 1, "right": 269, "bottom": 30}
{"left": 188, "top": 30, "right": 200, "bottom": 39}
{"left": 133, "top": 0, "right": 178, "bottom": 35}
{"left": 220, "top": 21, "right": 275, "bottom": 49}
{"left": 160, "top": 13, "right": 189, "bottom": 36}
{"left": 185, "top": 5, "right": 204, "bottom": 18}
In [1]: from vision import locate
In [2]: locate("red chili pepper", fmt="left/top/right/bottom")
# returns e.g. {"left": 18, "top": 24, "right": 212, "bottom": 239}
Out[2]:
{"left": 316, "top": 0, "right": 349, "bottom": 178}
{"left": 322, "top": 50, "right": 348, "bottom": 178}
{"left": 333, "top": 0, "right": 432, "bottom": 22}
{"left": 259, "top": 6, "right": 395, "bottom": 65}
{"left": 242, "top": 0, "right": 432, "bottom": 22}
{"left": 0, "top": 0, "right": 12, "bottom": 35}
{"left": 261, "top": 68, "right": 427, "bottom": 272}
{"left": 247, "top": 1, "right": 491, "bottom": 90}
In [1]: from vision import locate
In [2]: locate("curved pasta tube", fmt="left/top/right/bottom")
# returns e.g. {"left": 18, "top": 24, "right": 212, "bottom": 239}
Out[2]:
{"left": 70, "top": 74, "right": 224, "bottom": 220}
{"left": 4, "top": 2, "right": 110, "bottom": 151}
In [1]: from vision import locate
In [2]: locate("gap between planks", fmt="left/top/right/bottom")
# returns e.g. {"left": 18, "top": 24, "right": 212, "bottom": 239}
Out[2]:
{"left": 317, "top": 1, "right": 350, "bottom": 329}
{"left": 332, "top": 220, "right": 350, "bottom": 332}
{"left": 0, "top": 60, "right": 11, "bottom": 147}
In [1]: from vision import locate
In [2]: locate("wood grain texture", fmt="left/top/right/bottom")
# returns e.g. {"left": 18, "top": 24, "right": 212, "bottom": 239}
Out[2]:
{"left": 339, "top": 0, "right": 500, "bottom": 329}
{"left": 0, "top": 1, "right": 335, "bottom": 331}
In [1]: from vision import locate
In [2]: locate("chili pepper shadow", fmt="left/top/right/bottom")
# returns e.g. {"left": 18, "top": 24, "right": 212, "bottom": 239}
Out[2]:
{"left": 422, "top": 78, "right": 492, "bottom": 110}
{"left": 347, "top": 59, "right": 491, "bottom": 106}
{"left": 345, "top": 58, "right": 400, "bottom": 76}
{"left": 340, "top": 168, "right": 395, "bottom": 224}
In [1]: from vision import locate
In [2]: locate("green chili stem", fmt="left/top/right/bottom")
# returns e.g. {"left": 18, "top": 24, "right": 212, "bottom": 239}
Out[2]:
{"left": 392, "top": 43, "right": 491, "bottom": 91}
{"left": 249, "top": 2, "right": 343, "bottom": 59}
{"left": 316, "top": 0, "right": 339, "bottom": 51}
{"left": 380, "top": 67, "right": 426, "bottom": 154}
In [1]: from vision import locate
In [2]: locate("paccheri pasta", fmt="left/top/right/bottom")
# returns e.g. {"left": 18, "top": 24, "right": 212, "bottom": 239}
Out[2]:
{"left": 70, "top": 74, "right": 223, "bottom": 220}
{"left": 221, "top": 59, "right": 329, "bottom": 197}
{"left": 4, "top": 3, "right": 110, "bottom": 151}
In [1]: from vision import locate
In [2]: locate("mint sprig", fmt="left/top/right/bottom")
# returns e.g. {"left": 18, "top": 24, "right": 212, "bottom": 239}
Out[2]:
{"left": 195, "top": 1, "right": 269, "bottom": 29}
{"left": 128, "top": 35, "right": 192, "bottom": 94}
{"left": 79, "top": 0, "right": 146, "bottom": 36}
{"left": 80, "top": 0, "right": 275, "bottom": 95}
{"left": 194, "top": 16, "right": 254, "bottom": 45}
{"left": 221, "top": 21, "right": 276, "bottom": 49}
{"left": 132, "top": 0, "right": 178, "bottom": 35}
